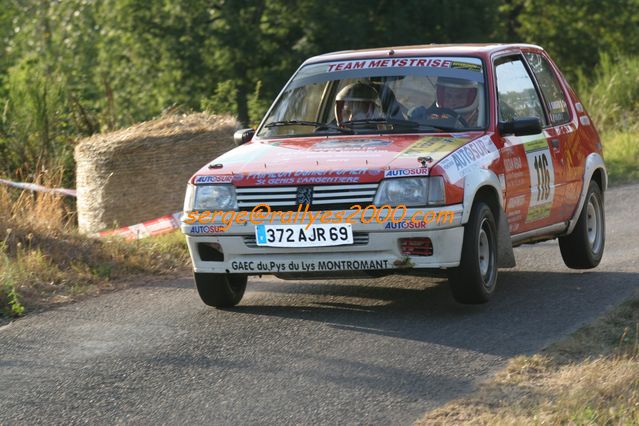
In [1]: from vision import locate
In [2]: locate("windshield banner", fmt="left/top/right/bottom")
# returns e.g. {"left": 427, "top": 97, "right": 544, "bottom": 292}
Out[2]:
{"left": 291, "top": 56, "right": 484, "bottom": 89}
{"left": 325, "top": 57, "right": 481, "bottom": 73}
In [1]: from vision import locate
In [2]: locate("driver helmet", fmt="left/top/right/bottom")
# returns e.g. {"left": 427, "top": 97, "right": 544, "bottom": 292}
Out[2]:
{"left": 334, "top": 83, "right": 382, "bottom": 125}
{"left": 435, "top": 77, "right": 479, "bottom": 114}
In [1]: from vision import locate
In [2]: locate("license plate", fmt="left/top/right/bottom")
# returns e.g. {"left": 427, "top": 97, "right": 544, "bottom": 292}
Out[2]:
{"left": 255, "top": 224, "right": 353, "bottom": 247}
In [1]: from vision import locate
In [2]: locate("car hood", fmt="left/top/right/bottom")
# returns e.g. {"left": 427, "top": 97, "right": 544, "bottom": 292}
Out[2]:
{"left": 191, "top": 132, "right": 484, "bottom": 186}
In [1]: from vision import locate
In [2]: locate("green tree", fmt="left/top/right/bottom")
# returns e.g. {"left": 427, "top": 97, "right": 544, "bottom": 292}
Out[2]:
{"left": 295, "top": 0, "right": 501, "bottom": 54}
{"left": 0, "top": 0, "right": 98, "bottom": 184}
{"left": 507, "top": 0, "right": 639, "bottom": 80}
{"left": 95, "top": 0, "right": 215, "bottom": 127}
{"left": 200, "top": 0, "right": 305, "bottom": 125}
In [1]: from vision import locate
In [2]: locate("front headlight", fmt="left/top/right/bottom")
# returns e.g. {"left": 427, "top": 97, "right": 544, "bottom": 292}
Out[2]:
{"left": 183, "top": 184, "right": 196, "bottom": 212}
{"left": 373, "top": 177, "right": 446, "bottom": 207}
{"left": 185, "top": 184, "right": 237, "bottom": 211}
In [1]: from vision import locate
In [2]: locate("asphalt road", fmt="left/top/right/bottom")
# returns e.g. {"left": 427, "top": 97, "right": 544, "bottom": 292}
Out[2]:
{"left": 1, "top": 183, "right": 638, "bottom": 425}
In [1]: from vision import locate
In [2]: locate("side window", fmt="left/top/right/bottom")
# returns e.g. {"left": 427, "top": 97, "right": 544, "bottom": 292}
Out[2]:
{"left": 524, "top": 52, "right": 570, "bottom": 125}
{"left": 495, "top": 57, "right": 546, "bottom": 126}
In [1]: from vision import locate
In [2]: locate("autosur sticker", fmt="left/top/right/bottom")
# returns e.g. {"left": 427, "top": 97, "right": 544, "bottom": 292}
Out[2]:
{"left": 384, "top": 168, "right": 429, "bottom": 178}
{"left": 194, "top": 175, "right": 234, "bottom": 184}
{"left": 438, "top": 136, "right": 499, "bottom": 183}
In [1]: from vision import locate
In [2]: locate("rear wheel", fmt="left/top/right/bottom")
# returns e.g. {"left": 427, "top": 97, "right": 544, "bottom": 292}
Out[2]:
{"left": 193, "top": 273, "right": 247, "bottom": 307}
{"left": 559, "top": 180, "right": 605, "bottom": 269}
{"left": 448, "top": 201, "right": 498, "bottom": 304}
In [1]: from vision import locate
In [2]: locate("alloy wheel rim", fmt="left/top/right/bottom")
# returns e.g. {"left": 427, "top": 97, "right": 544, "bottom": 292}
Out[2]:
{"left": 586, "top": 193, "right": 603, "bottom": 254}
{"left": 478, "top": 218, "right": 493, "bottom": 284}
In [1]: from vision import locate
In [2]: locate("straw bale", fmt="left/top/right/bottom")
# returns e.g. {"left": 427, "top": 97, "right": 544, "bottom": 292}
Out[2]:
{"left": 75, "top": 113, "right": 239, "bottom": 234}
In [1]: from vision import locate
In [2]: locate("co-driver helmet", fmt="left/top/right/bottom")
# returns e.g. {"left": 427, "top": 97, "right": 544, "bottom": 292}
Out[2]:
{"left": 435, "top": 77, "right": 479, "bottom": 114}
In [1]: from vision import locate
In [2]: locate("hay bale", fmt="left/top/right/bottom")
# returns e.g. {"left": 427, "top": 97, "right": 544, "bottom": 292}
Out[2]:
{"left": 75, "top": 113, "right": 239, "bottom": 234}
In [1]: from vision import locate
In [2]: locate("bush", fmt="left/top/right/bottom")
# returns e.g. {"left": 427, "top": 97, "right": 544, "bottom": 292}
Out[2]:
{"left": 0, "top": 59, "right": 76, "bottom": 187}
{"left": 577, "top": 53, "right": 639, "bottom": 134}
{"left": 576, "top": 53, "right": 639, "bottom": 185}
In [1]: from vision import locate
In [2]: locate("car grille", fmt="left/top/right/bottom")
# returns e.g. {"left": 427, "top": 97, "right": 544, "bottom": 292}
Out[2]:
{"left": 236, "top": 183, "right": 379, "bottom": 211}
{"left": 243, "top": 232, "right": 369, "bottom": 248}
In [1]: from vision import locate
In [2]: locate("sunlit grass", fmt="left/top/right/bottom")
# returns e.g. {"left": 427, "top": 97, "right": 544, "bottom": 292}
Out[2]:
{"left": 602, "top": 131, "right": 639, "bottom": 185}
{"left": 0, "top": 171, "right": 190, "bottom": 317}
{"left": 418, "top": 295, "right": 639, "bottom": 425}
{"left": 577, "top": 54, "right": 639, "bottom": 135}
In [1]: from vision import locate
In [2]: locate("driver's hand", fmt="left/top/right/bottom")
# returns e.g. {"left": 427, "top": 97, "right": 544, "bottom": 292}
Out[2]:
{"left": 428, "top": 112, "right": 453, "bottom": 120}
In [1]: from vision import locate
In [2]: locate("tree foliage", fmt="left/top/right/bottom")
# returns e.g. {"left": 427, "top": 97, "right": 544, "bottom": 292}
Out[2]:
{"left": 0, "top": 0, "right": 638, "bottom": 182}
{"left": 509, "top": 0, "right": 639, "bottom": 80}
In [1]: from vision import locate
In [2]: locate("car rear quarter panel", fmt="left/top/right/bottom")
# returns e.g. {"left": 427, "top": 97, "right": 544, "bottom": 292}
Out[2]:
{"left": 543, "top": 51, "right": 604, "bottom": 212}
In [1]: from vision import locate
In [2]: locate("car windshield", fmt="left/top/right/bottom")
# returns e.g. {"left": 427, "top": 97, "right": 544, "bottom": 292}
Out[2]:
{"left": 257, "top": 56, "right": 486, "bottom": 138}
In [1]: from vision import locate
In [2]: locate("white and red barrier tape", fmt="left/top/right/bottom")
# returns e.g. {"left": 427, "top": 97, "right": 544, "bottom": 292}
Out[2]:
{"left": 0, "top": 178, "right": 77, "bottom": 197}
{"left": 0, "top": 178, "right": 181, "bottom": 240}
{"left": 95, "top": 212, "right": 182, "bottom": 240}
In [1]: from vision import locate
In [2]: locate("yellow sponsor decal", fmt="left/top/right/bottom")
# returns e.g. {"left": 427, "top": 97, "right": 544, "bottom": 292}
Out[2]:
{"left": 398, "top": 136, "right": 470, "bottom": 162}
{"left": 523, "top": 137, "right": 548, "bottom": 153}
{"left": 526, "top": 203, "right": 552, "bottom": 223}
{"left": 450, "top": 61, "right": 482, "bottom": 72}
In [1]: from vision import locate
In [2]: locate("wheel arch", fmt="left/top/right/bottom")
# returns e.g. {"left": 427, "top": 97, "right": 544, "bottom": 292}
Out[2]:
{"left": 567, "top": 153, "right": 607, "bottom": 235}
{"left": 461, "top": 169, "right": 516, "bottom": 268}
{"left": 591, "top": 168, "right": 606, "bottom": 194}
{"left": 461, "top": 169, "right": 503, "bottom": 224}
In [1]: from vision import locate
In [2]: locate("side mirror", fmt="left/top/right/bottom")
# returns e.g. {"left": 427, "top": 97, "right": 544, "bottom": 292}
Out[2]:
{"left": 498, "top": 117, "right": 542, "bottom": 136}
{"left": 233, "top": 128, "right": 255, "bottom": 146}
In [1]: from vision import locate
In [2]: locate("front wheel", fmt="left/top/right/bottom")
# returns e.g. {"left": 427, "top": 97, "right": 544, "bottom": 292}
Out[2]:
{"left": 448, "top": 201, "right": 498, "bottom": 304}
{"left": 559, "top": 180, "right": 605, "bottom": 269}
{"left": 193, "top": 273, "right": 247, "bottom": 307}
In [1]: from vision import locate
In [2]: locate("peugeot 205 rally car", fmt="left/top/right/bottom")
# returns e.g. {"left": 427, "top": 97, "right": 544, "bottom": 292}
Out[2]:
{"left": 182, "top": 44, "right": 606, "bottom": 307}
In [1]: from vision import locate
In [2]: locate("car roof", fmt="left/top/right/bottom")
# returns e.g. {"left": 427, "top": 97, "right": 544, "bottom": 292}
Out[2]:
{"left": 303, "top": 43, "right": 544, "bottom": 65}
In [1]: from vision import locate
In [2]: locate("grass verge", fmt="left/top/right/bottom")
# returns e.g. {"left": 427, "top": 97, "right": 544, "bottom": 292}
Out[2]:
{"left": 602, "top": 131, "right": 639, "bottom": 185}
{"left": 417, "top": 294, "right": 639, "bottom": 425}
{"left": 0, "top": 179, "right": 190, "bottom": 318}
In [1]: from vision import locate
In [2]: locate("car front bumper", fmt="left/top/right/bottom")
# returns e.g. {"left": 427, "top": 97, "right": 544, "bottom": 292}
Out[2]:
{"left": 182, "top": 205, "right": 464, "bottom": 275}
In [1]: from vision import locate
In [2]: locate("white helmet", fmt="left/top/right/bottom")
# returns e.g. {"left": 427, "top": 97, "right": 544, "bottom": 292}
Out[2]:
{"left": 436, "top": 77, "right": 479, "bottom": 114}
{"left": 334, "top": 83, "right": 381, "bottom": 125}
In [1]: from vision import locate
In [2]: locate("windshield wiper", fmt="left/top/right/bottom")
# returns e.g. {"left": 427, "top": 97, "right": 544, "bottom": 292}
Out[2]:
{"left": 264, "top": 120, "right": 353, "bottom": 134}
{"left": 344, "top": 118, "right": 468, "bottom": 133}
{"left": 341, "top": 118, "right": 421, "bottom": 128}
{"left": 414, "top": 124, "right": 460, "bottom": 132}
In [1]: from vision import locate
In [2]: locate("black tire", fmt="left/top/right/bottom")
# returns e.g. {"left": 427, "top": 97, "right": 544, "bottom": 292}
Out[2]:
{"left": 193, "top": 273, "right": 247, "bottom": 307}
{"left": 448, "top": 201, "right": 498, "bottom": 304}
{"left": 559, "top": 180, "right": 605, "bottom": 269}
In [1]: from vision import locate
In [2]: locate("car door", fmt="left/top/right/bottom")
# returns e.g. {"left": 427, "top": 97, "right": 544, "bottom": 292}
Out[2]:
{"left": 522, "top": 50, "right": 576, "bottom": 221}
{"left": 494, "top": 55, "right": 566, "bottom": 235}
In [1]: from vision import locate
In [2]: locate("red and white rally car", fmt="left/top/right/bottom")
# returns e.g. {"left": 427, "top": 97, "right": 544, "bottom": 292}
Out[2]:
{"left": 182, "top": 44, "right": 606, "bottom": 307}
